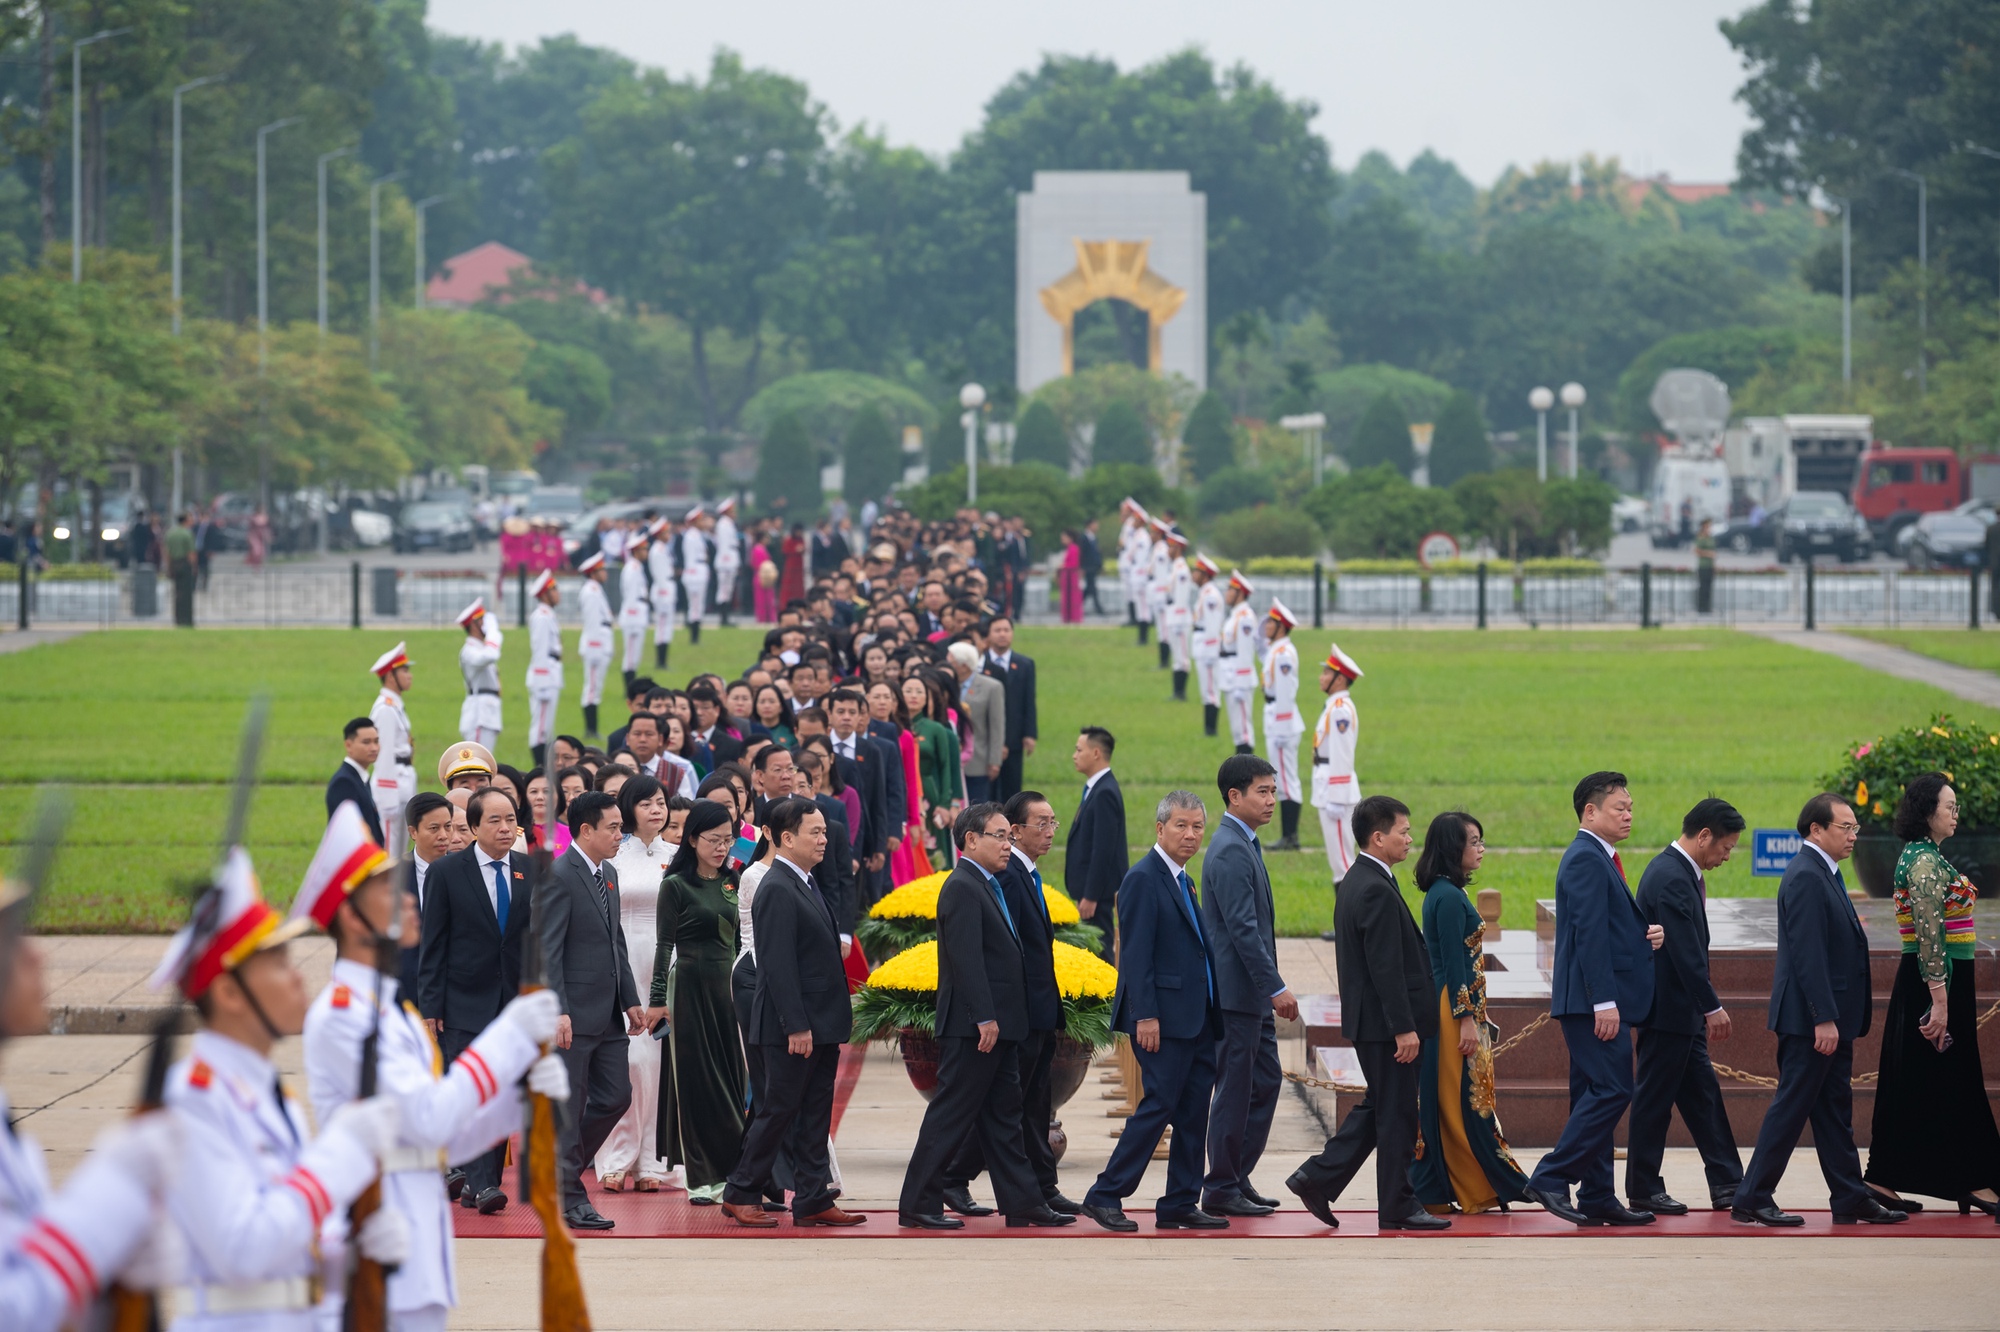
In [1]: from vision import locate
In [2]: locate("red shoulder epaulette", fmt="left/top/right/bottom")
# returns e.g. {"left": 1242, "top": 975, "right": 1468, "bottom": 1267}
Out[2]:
{"left": 331, "top": 984, "right": 351, "bottom": 1010}
{"left": 188, "top": 1059, "right": 213, "bottom": 1090}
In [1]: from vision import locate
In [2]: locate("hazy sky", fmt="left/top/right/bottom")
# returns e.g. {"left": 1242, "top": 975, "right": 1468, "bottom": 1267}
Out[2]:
{"left": 427, "top": 0, "right": 1758, "bottom": 187}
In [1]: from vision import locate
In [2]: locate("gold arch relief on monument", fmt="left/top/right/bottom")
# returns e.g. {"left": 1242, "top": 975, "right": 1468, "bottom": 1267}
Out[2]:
{"left": 1038, "top": 239, "right": 1188, "bottom": 376}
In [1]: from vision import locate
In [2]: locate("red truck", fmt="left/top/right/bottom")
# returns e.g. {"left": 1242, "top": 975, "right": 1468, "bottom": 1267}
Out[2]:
{"left": 1851, "top": 448, "right": 2000, "bottom": 539}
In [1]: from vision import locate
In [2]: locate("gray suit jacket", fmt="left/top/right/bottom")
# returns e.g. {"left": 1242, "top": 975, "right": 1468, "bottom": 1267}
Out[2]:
{"left": 960, "top": 671, "right": 1005, "bottom": 776}
{"left": 1200, "top": 813, "right": 1284, "bottom": 1013}
{"left": 538, "top": 845, "right": 639, "bottom": 1037}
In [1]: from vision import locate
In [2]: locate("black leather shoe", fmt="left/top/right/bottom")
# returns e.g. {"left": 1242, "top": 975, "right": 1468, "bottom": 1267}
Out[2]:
{"left": 1203, "top": 1193, "right": 1275, "bottom": 1217}
{"left": 1580, "top": 1202, "right": 1655, "bottom": 1226}
{"left": 1630, "top": 1192, "right": 1688, "bottom": 1216}
{"left": 1155, "top": 1207, "right": 1229, "bottom": 1230}
{"left": 1080, "top": 1203, "right": 1138, "bottom": 1232}
{"left": 1319, "top": 928, "right": 1338, "bottom": 942}
{"left": 1870, "top": 1183, "right": 1920, "bottom": 1212}
{"left": 898, "top": 1212, "right": 965, "bottom": 1230}
{"left": 444, "top": 1168, "right": 466, "bottom": 1202}
{"left": 1285, "top": 1170, "right": 1338, "bottom": 1228}
{"left": 1732, "top": 1203, "right": 1804, "bottom": 1227}
{"left": 1833, "top": 1199, "right": 1908, "bottom": 1225}
{"left": 1527, "top": 1187, "right": 1590, "bottom": 1226}
{"left": 563, "top": 1202, "right": 614, "bottom": 1231}
{"left": 473, "top": 1187, "right": 508, "bottom": 1216}
{"left": 1380, "top": 1208, "right": 1451, "bottom": 1231}
{"left": 1710, "top": 1189, "right": 1738, "bottom": 1212}
{"left": 1006, "top": 1205, "right": 1077, "bottom": 1228}
{"left": 1241, "top": 1183, "right": 1280, "bottom": 1209}
{"left": 942, "top": 1184, "right": 995, "bottom": 1217}
{"left": 1044, "top": 1192, "right": 1081, "bottom": 1215}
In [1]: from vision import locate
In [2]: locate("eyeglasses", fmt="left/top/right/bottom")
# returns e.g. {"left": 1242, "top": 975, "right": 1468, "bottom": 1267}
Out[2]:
{"left": 1025, "top": 817, "right": 1060, "bottom": 832}
{"left": 968, "top": 827, "right": 1014, "bottom": 843}
{"left": 1829, "top": 821, "right": 1860, "bottom": 834}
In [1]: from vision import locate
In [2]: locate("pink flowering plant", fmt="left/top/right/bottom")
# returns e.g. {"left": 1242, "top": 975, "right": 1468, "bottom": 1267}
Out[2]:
{"left": 1823, "top": 713, "right": 2000, "bottom": 829}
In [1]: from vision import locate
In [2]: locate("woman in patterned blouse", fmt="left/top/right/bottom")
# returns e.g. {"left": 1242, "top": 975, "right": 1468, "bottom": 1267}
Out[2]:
{"left": 1864, "top": 772, "right": 2000, "bottom": 1216}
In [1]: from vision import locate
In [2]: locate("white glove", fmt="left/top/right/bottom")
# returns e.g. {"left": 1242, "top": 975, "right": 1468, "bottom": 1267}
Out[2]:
{"left": 31, "top": 1114, "right": 182, "bottom": 1296}
{"left": 325, "top": 1097, "right": 402, "bottom": 1162}
{"left": 96, "top": 1112, "right": 182, "bottom": 1198}
{"left": 117, "top": 1218, "right": 186, "bottom": 1290}
{"left": 527, "top": 1052, "right": 570, "bottom": 1101}
{"left": 499, "top": 989, "right": 561, "bottom": 1045}
{"left": 356, "top": 1207, "right": 410, "bottom": 1267}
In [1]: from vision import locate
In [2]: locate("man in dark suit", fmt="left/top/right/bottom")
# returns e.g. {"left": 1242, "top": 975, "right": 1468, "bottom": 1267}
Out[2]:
{"left": 795, "top": 750, "right": 858, "bottom": 944}
{"left": 539, "top": 791, "right": 645, "bottom": 1230}
{"left": 941, "top": 790, "right": 1076, "bottom": 1216}
{"left": 720, "top": 798, "right": 866, "bottom": 1228}
{"left": 984, "top": 615, "right": 1036, "bottom": 801}
{"left": 1081, "top": 791, "right": 1226, "bottom": 1232}
{"left": 898, "top": 804, "right": 1072, "bottom": 1230}
{"left": 1627, "top": 797, "right": 1748, "bottom": 1215}
{"left": 418, "top": 784, "right": 535, "bottom": 1213}
{"left": 329, "top": 717, "right": 385, "bottom": 845}
{"left": 398, "top": 792, "right": 454, "bottom": 999}
{"left": 1733, "top": 794, "right": 1905, "bottom": 1226}
{"left": 826, "top": 688, "right": 894, "bottom": 904}
{"left": 1065, "top": 727, "right": 1127, "bottom": 927}
{"left": 1525, "top": 771, "right": 1664, "bottom": 1227}
{"left": 1080, "top": 518, "right": 1105, "bottom": 613}
{"left": 1201, "top": 756, "right": 1297, "bottom": 1217}
{"left": 1285, "top": 795, "right": 1448, "bottom": 1231}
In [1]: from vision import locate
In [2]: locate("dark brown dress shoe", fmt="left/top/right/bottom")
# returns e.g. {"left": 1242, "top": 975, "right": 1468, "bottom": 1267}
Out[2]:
{"left": 796, "top": 1205, "right": 868, "bottom": 1227}
{"left": 721, "top": 1201, "right": 779, "bottom": 1228}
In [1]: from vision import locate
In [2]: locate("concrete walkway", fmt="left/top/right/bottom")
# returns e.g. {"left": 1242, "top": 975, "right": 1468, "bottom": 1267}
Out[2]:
{"left": 0, "top": 628, "right": 80, "bottom": 654}
{"left": 1752, "top": 628, "right": 2000, "bottom": 710}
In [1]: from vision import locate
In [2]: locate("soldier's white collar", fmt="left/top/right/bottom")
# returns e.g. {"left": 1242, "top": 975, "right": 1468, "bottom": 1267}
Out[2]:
{"left": 330, "top": 955, "right": 397, "bottom": 1007}
{"left": 191, "top": 1027, "right": 279, "bottom": 1081}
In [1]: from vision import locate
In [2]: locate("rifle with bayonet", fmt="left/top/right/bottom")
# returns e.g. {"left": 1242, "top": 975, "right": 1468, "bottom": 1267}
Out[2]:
{"left": 343, "top": 850, "right": 403, "bottom": 1332}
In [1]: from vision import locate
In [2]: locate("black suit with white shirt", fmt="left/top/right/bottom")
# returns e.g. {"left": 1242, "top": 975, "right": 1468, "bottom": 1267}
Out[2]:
{"left": 398, "top": 854, "right": 434, "bottom": 999}
{"left": 327, "top": 759, "right": 382, "bottom": 844}
{"left": 984, "top": 650, "right": 1037, "bottom": 800}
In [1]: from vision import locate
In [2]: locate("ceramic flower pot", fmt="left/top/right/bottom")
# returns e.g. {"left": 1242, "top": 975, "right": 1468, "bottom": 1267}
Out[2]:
{"left": 898, "top": 1028, "right": 942, "bottom": 1101}
{"left": 1047, "top": 1034, "right": 1096, "bottom": 1110}
{"left": 1851, "top": 828, "right": 2000, "bottom": 898}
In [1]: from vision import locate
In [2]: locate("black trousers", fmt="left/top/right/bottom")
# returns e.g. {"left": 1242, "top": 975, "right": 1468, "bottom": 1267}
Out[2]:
{"left": 1083, "top": 569, "right": 1103, "bottom": 612}
{"left": 1738, "top": 1035, "right": 1869, "bottom": 1213}
{"left": 1625, "top": 1026, "right": 1742, "bottom": 1202}
{"left": 724, "top": 1041, "right": 839, "bottom": 1217}
{"left": 1293, "top": 1037, "right": 1419, "bottom": 1222}
{"left": 901, "top": 1035, "right": 1041, "bottom": 1217}
{"left": 945, "top": 1029, "right": 1059, "bottom": 1199}
{"left": 996, "top": 746, "right": 1026, "bottom": 802}
{"left": 1085, "top": 1033, "right": 1218, "bottom": 1213}
{"left": 1205, "top": 1009, "right": 1282, "bottom": 1203}
{"left": 732, "top": 956, "right": 805, "bottom": 1203}
{"left": 558, "top": 1024, "right": 633, "bottom": 1209}
{"left": 1527, "top": 1017, "right": 1633, "bottom": 1209}
{"left": 171, "top": 569, "right": 196, "bottom": 627}
{"left": 443, "top": 1025, "right": 507, "bottom": 1196}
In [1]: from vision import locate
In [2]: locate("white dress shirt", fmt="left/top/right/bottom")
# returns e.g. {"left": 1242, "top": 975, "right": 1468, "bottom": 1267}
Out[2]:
{"left": 474, "top": 846, "right": 510, "bottom": 917}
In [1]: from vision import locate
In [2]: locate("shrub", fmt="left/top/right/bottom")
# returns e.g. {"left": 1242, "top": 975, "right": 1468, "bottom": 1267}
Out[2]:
{"left": 843, "top": 403, "right": 899, "bottom": 506}
{"left": 1205, "top": 506, "right": 1323, "bottom": 561}
{"left": 1428, "top": 391, "right": 1493, "bottom": 488}
{"left": 1822, "top": 714, "right": 2000, "bottom": 830}
{"left": 1451, "top": 469, "right": 1616, "bottom": 558}
{"left": 1183, "top": 390, "right": 1235, "bottom": 482}
{"left": 754, "top": 411, "right": 823, "bottom": 521}
{"left": 900, "top": 463, "right": 1080, "bottom": 558}
{"left": 1347, "top": 391, "right": 1414, "bottom": 476}
{"left": 1074, "top": 463, "right": 1188, "bottom": 527}
{"left": 1303, "top": 464, "right": 1463, "bottom": 560}
{"left": 1092, "top": 400, "right": 1151, "bottom": 467}
{"left": 1196, "top": 465, "right": 1278, "bottom": 518}
{"left": 1242, "top": 556, "right": 1320, "bottom": 575}
{"left": 1013, "top": 399, "right": 1070, "bottom": 471}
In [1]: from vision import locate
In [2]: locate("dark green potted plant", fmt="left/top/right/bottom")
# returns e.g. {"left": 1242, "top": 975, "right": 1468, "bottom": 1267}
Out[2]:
{"left": 1821, "top": 713, "right": 2000, "bottom": 897}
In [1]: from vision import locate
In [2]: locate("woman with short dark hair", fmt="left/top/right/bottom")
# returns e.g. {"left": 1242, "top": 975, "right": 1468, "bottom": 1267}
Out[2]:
{"left": 596, "top": 772, "right": 675, "bottom": 1193}
{"left": 1411, "top": 810, "right": 1530, "bottom": 1214}
{"left": 1865, "top": 772, "right": 2000, "bottom": 1215}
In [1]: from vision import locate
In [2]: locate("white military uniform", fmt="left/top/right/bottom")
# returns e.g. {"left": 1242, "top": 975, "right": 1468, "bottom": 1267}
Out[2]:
{"left": 1147, "top": 539, "right": 1174, "bottom": 649}
{"left": 678, "top": 526, "right": 711, "bottom": 628}
{"left": 1219, "top": 599, "right": 1260, "bottom": 747}
{"left": 1311, "top": 688, "right": 1361, "bottom": 878}
{"left": 457, "top": 619, "right": 502, "bottom": 748}
{"left": 303, "top": 959, "right": 539, "bottom": 1332}
{"left": 647, "top": 533, "right": 678, "bottom": 655}
{"left": 369, "top": 688, "right": 415, "bottom": 855}
{"left": 1163, "top": 553, "right": 1194, "bottom": 673}
{"left": 1122, "top": 522, "right": 1152, "bottom": 627}
{"left": 712, "top": 511, "right": 742, "bottom": 617}
{"left": 578, "top": 576, "right": 615, "bottom": 708}
{"left": 1262, "top": 634, "right": 1303, "bottom": 802}
{"left": 1192, "top": 578, "right": 1226, "bottom": 706}
{"left": 526, "top": 600, "right": 563, "bottom": 752}
{"left": 162, "top": 1029, "right": 379, "bottom": 1332}
{"left": 617, "top": 552, "right": 650, "bottom": 677}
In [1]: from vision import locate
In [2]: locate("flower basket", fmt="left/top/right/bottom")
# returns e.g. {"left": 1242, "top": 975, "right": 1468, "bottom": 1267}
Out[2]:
{"left": 1822, "top": 713, "right": 2000, "bottom": 897}
{"left": 857, "top": 869, "right": 1106, "bottom": 960}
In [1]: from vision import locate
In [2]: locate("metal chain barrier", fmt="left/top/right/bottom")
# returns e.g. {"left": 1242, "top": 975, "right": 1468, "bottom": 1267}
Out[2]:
{"left": 1715, "top": 993, "right": 2000, "bottom": 1088}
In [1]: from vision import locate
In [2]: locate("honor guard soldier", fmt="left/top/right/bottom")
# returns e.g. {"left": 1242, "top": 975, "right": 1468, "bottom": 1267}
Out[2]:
{"left": 369, "top": 644, "right": 416, "bottom": 855}
{"left": 616, "top": 531, "right": 652, "bottom": 692}
{"left": 525, "top": 570, "right": 564, "bottom": 769}
{"left": 713, "top": 496, "right": 743, "bottom": 626}
{"left": 1191, "top": 555, "right": 1225, "bottom": 736}
{"left": 679, "top": 506, "right": 713, "bottom": 645}
{"left": 298, "top": 805, "right": 567, "bottom": 1332}
{"left": 1146, "top": 517, "right": 1175, "bottom": 669}
{"left": 575, "top": 552, "right": 616, "bottom": 739}
{"left": 455, "top": 599, "right": 503, "bottom": 751}
{"left": 438, "top": 741, "right": 496, "bottom": 795}
{"left": 1261, "top": 599, "right": 1305, "bottom": 850}
{"left": 1310, "top": 642, "right": 1365, "bottom": 892}
{"left": 150, "top": 848, "right": 407, "bottom": 1332}
{"left": 1122, "top": 502, "right": 1153, "bottom": 645}
{"left": 646, "top": 517, "right": 678, "bottom": 671}
{"left": 1219, "top": 571, "right": 1260, "bottom": 754}
{"left": 1161, "top": 530, "right": 1194, "bottom": 700}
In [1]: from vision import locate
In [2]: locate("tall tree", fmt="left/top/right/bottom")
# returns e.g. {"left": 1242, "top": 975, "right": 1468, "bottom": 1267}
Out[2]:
{"left": 842, "top": 401, "right": 898, "bottom": 505}
{"left": 1426, "top": 390, "right": 1492, "bottom": 488}
{"left": 1348, "top": 391, "right": 1413, "bottom": 476}
{"left": 755, "top": 409, "right": 820, "bottom": 519}
{"left": 1091, "top": 399, "right": 1150, "bottom": 468}
{"left": 1012, "top": 398, "right": 1068, "bottom": 470}
{"left": 1182, "top": 389, "right": 1233, "bottom": 481}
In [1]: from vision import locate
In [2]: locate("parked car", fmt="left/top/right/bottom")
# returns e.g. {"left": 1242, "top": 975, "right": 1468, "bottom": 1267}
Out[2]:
{"left": 1896, "top": 499, "right": 1995, "bottom": 570}
{"left": 1772, "top": 490, "right": 1873, "bottom": 564}
{"left": 523, "top": 487, "right": 585, "bottom": 524}
{"left": 1712, "top": 514, "right": 1775, "bottom": 555}
{"left": 1612, "top": 495, "right": 1649, "bottom": 534}
{"left": 392, "top": 501, "right": 475, "bottom": 553}
{"left": 562, "top": 498, "right": 676, "bottom": 558}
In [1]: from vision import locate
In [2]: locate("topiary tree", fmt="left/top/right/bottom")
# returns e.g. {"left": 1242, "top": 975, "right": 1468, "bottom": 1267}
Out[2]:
{"left": 755, "top": 411, "right": 822, "bottom": 520}
{"left": 1183, "top": 390, "right": 1234, "bottom": 482}
{"left": 1205, "top": 506, "right": 1324, "bottom": 561}
{"left": 842, "top": 403, "right": 899, "bottom": 506}
{"left": 1348, "top": 391, "right": 1414, "bottom": 476}
{"left": 1427, "top": 390, "right": 1493, "bottom": 488}
{"left": 1195, "top": 465, "right": 1278, "bottom": 518}
{"left": 1014, "top": 399, "right": 1070, "bottom": 470}
{"left": 1091, "top": 399, "right": 1152, "bottom": 468}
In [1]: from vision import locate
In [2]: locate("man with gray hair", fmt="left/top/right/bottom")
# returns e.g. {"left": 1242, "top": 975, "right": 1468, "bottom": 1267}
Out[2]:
{"left": 949, "top": 641, "right": 1005, "bottom": 802}
{"left": 1081, "top": 790, "right": 1226, "bottom": 1232}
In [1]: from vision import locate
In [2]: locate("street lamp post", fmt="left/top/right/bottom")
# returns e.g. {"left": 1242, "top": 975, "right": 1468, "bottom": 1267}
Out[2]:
{"left": 255, "top": 117, "right": 303, "bottom": 373}
{"left": 1892, "top": 167, "right": 1927, "bottom": 394}
{"left": 959, "top": 383, "right": 985, "bottom": 505}
{"left": 413, "top": 195, "right": 446, "bottom": 309}
{"left": 369, "top": 172, "right": 406, "bottom": 369}
{"left": 1823, "top": 191, "right": 1853, "bottom": 388}
{"left": 171, "top": 74, "right": 225, "bottom": 334}
{"left": 71, "top": 27, "right": 131, "bottom": 283}
{"left": 1560, "top": 382, "right": 1586, "bottom": 480}
{"left": 317, "top": 146, "right": 356, "bottom": 337}
{"left": 1529, "top": 386, "right": 1554, "bottom": 482}
{"left": 1280, "top": 413, "right": 1328, "bottom": 486}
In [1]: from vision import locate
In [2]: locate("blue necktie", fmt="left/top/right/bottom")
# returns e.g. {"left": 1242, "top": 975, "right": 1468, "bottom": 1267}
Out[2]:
{"left": 1031, "top": 867, "right": 1049, "bottom": 922}
{"left": 989, "top": 872, "right": 1017, "bottom": 939}
{"left": 492, "top": 860, "right": 510, "bottom": 933}
{"left": 1178, "top": 869, "right": 1214, "bottom": 1002}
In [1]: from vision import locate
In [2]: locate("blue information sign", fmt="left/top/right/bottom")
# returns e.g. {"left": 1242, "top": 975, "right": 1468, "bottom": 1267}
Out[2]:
{"left": 1751, "top": 829, "right": 1801, "bottom": 877}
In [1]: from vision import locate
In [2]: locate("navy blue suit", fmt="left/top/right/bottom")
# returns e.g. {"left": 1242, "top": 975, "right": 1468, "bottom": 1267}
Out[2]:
{"left": 1064, "top": 771, "right": 1128, "bottom": 921}
{"left": 1529, "top": 832, "right": 1653, "bottom": 1211}
{"left": 1086, "top": 848, "right": 1221, "bottom": 1214}
{"left": 1737, "top": 846, "right": 1874, "bottom": 1213}
{"left": 1199, "top": 813, "right": 1285, "bottom": 1206}
{"left": 327, "top": 761, "right": 383, "bottom": 845}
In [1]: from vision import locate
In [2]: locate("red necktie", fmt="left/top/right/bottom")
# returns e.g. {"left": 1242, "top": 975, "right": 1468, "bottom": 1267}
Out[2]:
{"left": 1612, "top": 852, "right": 1628, "bottom": 885}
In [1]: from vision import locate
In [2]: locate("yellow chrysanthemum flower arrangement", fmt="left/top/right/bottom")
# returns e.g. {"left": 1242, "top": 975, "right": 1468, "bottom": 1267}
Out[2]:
{"left": 858, "top": 868, "right": 1102, "bottom": 959}
{"left": 850, "top": 940, "right": 1116, "bottom": 1047}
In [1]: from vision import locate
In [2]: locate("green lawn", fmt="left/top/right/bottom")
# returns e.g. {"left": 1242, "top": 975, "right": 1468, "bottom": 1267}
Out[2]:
{"left": 1846, "top": 629, "right": 2000, "bottom": 675}
{"left": 1, "top": 625, "right": 1990, "bottom": 932}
